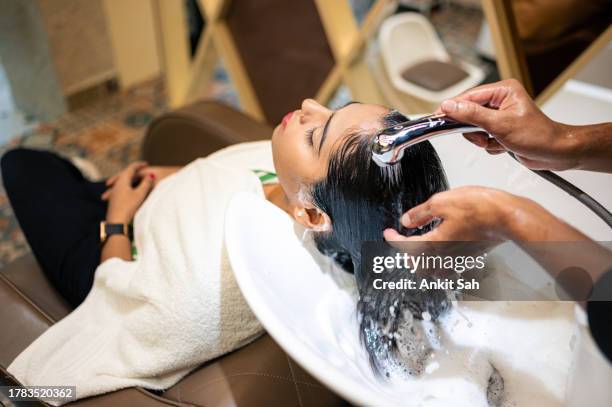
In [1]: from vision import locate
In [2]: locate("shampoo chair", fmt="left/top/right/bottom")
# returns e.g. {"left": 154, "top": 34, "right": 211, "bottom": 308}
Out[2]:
{"left": 0, "top": 101, "right": 346, "bottom": 407}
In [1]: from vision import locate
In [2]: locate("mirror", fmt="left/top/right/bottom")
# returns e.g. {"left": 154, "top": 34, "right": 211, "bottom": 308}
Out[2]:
{"left": 482, "top": 0, "right": 611, "bottom": 103}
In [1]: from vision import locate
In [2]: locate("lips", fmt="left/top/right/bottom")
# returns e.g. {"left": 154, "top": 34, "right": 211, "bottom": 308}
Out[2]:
{"left": 281, "top": 111, "right": 294, "bottom": 128}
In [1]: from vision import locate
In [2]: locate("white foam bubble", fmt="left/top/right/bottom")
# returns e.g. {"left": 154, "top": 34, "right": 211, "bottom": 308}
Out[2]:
{"left": 336, "top": 301, "right": 576, "bottom": 406}
{"left": 425, "top": 361, "right": 440, "bottom": 374}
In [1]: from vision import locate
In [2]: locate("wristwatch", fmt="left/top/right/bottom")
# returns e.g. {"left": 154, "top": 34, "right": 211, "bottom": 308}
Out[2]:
{"left": 99, "top": 221, "right": 132, "bottom": 243}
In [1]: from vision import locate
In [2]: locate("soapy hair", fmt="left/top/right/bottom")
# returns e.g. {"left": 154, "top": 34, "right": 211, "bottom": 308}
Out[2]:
{"left": 309, "top": 110, "right": 451, "bottom": 375}
{"left": 310, "top": 110, "right": 448, "bottom": 279}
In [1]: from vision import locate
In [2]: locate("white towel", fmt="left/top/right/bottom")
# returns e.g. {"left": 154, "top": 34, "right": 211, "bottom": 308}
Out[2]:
{"left": 8, "top": 141, "right": 275, "bottom": 404}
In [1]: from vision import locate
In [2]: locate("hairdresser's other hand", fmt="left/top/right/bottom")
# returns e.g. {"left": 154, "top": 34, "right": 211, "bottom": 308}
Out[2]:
{"left": 105, "top": 162, "right": 155, "bottom": 224}
{"left": 384, "top": 187, "right": 509, "bottom": 242}
{"left": 436, "top": 79, "right": 579, "bottom": 170}
{"left": 384, "top": 186, "right": 587, "bottom": 242}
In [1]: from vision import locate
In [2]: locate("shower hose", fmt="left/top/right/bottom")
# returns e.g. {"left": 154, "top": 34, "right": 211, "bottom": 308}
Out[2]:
{"left": 508, "top": 152, "right": 612, "bottom": 229}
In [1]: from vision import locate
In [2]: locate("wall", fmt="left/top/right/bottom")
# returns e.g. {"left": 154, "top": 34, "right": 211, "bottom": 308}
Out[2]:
{"left": 102, "top": 0, "right": 161, "bottom": 89}
{"left": 37, "top": 0, "right": 116, "bottom": 94}
{"left": 0, "top": 0, "right": 66, "bottom": 122}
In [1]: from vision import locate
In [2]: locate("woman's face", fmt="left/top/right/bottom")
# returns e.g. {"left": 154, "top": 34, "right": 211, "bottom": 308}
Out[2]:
{"left": 271, "top": 98, "right": 389, "bottom": 229}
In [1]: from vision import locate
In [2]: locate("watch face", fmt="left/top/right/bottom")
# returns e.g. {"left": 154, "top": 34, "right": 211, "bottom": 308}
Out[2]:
{"left": 100, "top": 222, "right": 128, "bottom": 242}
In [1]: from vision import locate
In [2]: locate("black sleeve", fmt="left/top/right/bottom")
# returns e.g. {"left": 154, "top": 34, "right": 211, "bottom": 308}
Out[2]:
{"left": 587, "top": 268, "right": 612, "bottom": 363}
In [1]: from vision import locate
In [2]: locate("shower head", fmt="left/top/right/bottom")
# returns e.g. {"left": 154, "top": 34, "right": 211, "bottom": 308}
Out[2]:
{"left": 371, "top": 113, "right": 488, "bottom": 167}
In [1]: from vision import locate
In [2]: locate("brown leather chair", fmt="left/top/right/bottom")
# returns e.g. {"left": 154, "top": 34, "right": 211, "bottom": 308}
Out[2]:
{"left": 0, "top": 101, "right": 348, "bottom": 407}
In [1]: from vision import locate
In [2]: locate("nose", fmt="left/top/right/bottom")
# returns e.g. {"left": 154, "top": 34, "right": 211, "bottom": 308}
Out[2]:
{"left": 300, "top": 99, "right": 331, "bottom": 124}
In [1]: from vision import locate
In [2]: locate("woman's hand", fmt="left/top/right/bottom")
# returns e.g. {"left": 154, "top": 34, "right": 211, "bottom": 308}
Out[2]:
{"left": 383, "top": 186, "right": 588, "bottom": 242}
{"left": 102, "top": 165, "right": 181, "bottom": 200}
{"left": 135, "top": 166, "right": 181, "bottom": 187}
{"left": 104, "top": 162, "right": 155, "bottom": 224}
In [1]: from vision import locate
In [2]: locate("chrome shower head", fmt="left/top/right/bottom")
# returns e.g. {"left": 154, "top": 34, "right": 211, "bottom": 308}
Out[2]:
{"left": 371, "top": 113, "right": 488, "bottom": 167}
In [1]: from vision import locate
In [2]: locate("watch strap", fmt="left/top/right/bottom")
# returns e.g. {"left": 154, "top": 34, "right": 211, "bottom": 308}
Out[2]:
{"left": 100, "top": 221, "right": 133, "bottom": 243}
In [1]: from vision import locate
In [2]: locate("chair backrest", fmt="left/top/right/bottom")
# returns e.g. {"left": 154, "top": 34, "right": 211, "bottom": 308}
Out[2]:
{"left": 378, "top": 12, "right": 449, "bottom": 75}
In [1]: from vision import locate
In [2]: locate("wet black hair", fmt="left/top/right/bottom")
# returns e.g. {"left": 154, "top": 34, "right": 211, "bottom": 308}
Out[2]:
{"left": 310, "top": 110, "right": 448, "bottom": 277}
{"left": 309, "top": 110, "right": 451, "bottom": 375}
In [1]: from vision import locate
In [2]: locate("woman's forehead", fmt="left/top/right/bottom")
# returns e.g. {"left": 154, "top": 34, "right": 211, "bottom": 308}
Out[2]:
{"left": 339, "top": 103, "right": 389, "bottom": 129}
{"left": 323, "top": 103, "right": 389, "bottom": 152}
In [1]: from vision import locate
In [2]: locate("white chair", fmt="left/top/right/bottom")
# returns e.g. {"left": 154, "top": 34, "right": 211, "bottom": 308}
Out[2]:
{"left": 378, "top": 12, "right": 484, "bottom": 103}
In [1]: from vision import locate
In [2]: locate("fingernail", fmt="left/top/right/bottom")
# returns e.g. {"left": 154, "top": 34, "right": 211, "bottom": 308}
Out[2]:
{"left": 441, "top": 100, "right": 457, "bottom": 112}
{"left": 401, "top": 212, "right": 411, "bottom": 225}
{"left": 149, "top": 173, "right": 155, "bottom": 180}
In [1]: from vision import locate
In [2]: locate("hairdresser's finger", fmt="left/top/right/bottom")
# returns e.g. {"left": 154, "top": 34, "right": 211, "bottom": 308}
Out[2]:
{"left": 483, "top": 137, "right": 507, "bottom": 154}
{"left": 485, "top": 144, "right": 506, "bottom": 153}
{"left": 400, "top": 204, "right": 435, "bottom": 229}
{"left": 485, "top": 137, "right": 504, "bottom": 150}
{"left": 101, "top": 189, "right": 111, "bottom": 201}
{"left": 404, "top": 189, "right": 459, "bottom": 228}
{"left": 463, "top": 132, "right": 489, "bottom": 148}
{"left": 440, "top": 100, "right": 500, "bottom": 131}
{"left": 392, "top": 229, "right": 443, "bottom": 243}
{"left": 383, "top": 228, "right": 412, "bottom": 243}
{"left": 448, "top": 80, "right": 516, "bottom": 108}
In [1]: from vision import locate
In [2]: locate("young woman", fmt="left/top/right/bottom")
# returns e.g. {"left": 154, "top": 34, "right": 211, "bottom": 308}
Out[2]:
{"left": 1, "top": 99, "right": 447, "bottom": 400}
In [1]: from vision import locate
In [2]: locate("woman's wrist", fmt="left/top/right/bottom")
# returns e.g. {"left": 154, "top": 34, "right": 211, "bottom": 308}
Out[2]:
{"left": 106, "top": 211, "right": 131, "bottom": 224}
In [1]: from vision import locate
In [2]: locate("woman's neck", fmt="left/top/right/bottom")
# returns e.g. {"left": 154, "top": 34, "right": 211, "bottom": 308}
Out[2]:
{"left": 263, "top": 183, "right": 292, "bottom": 215}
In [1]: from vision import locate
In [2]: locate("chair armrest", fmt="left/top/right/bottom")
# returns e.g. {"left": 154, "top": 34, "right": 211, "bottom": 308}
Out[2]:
{"left": 70, "top": 388, "right": 184, "bottom": 407}
{"left": 142, "top": 101, "right": 272, "bottom": 166}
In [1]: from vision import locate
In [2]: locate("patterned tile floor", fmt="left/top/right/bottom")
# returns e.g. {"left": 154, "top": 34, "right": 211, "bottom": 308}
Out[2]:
{"left": 0, "top": 79, "right": 168, "bottom": 267}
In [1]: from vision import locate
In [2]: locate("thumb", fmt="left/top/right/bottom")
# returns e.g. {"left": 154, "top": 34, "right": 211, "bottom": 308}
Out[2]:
{"left": 440, "top": 99, "right": 499, "bottom": 131}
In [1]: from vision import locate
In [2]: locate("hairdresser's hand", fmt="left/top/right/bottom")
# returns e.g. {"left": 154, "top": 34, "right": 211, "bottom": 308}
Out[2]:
{"left": 437, "top": 79, "right": 581, "bottom": 171}
{"left": 104, "top": 162, "right": 155, "bottom": 223}
{"left": 384, "top": 186, "right": 588, "bottom": 242}
{"left": 384, "top": 187, "right": 510, "bottom": 242}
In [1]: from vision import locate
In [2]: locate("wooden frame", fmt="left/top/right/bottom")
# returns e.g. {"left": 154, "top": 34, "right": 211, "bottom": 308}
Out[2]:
{"left": 154, "top": 0, "right": 393, "bottom": 121}
{"left": 155, "top": 0, "right": 610, "bottom": 118}
{"left": 536, "top": 25, "right": 612, "bottom": 106}
{"left": 481, "top": 0, "right": 532, "bottom": 94}
{"left": 481, "top": 0, "right": 611, "bottom": 106}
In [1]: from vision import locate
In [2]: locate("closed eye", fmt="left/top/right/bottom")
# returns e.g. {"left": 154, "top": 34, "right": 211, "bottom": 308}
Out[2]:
{"left": 305, "top": 128, "right": 316, "bottom": 147}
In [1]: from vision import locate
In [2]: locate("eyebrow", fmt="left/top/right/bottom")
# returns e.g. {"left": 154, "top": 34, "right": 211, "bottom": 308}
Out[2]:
{"left": 317, "top": 112, "right": 335, "bottom": 154}
{"left": 317, "top": 101, "right": 359, "bottom": 154}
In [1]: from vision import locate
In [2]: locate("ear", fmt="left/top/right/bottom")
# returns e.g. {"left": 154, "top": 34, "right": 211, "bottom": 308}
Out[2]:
{"left": 292, "top": 206, "right": 331, "bottom": 231}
